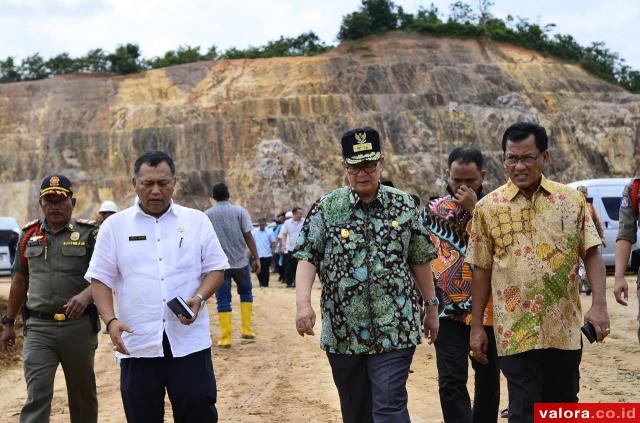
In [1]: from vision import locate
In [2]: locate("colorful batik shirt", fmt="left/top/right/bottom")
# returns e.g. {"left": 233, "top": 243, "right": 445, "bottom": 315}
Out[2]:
{"left": 294, "top": 184, "right": 436, "bottom": 355}
{"left": 423, "top": 195, "right": 492, "bottom": 325}
{"left": 466, "top": 176, "right": 601, "bottom": 356}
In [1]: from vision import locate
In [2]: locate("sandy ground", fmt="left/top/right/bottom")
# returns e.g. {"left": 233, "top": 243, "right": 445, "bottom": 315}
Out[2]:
{"left": 0, "top": 275, "right": 639, "bottom": 423}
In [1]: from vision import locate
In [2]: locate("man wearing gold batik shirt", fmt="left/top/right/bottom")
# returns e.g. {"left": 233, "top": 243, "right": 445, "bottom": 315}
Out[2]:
{"left": 466, "top": 123, "right": 610, "bottom": 423}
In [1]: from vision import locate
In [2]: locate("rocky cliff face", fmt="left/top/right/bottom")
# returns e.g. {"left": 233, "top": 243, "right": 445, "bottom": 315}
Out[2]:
{"left": 1, "top": 34, "right": 639, "bottom": 224}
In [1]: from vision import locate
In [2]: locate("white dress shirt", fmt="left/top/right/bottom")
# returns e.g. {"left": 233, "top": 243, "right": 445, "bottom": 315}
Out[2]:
{"left": 278, "top": 218, "right": 304, "bottom": 253}
{"left": 85, "top": 200, "right": 229, "bottom": 359}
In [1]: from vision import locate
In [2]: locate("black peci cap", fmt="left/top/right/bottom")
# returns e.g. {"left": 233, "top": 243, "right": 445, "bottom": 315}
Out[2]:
{"left": 341, "top": 127, "right": 382, "bottom": 165}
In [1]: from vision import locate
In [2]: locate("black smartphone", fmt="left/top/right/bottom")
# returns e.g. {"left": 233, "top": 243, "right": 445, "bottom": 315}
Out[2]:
{"left": 581, "top": 322, "right": 597, "bottom": 343}
{"left": 167, "top": 296, "right": 195, "bottom": 320}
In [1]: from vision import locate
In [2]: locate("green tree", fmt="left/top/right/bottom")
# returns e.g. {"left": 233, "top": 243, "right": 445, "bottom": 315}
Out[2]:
{"left": 221, "top": 32, "right": 329, "bottom": 60}
{"left": 205, "top": 45, "right": 218, "bottom": 60}
{"left": 0, "top": 57, "right": 21, "bottom": 82}
{"left": 580, "top": 41, "right": 619, "bottom": 83}
{"left": 448, "top": 1, "right": 476, "bottom": 24}
{"left": 147, "top": 45, "right": 208, "bottom": 69}
{"left": 416, "top": 3, "right": 442, "bottom": 26}
{"left": 46, "top": 53, "right": 81, "bottom": 75}
{"left": 396, "top": 6, "right": 414, "bottom": 29}
{"left": 108, "top": 43, "right": 145, "bottom": 74}
{"left": 338, "top": 0, "right": 399, "bottom": 41}
{"left": 338, "top": 10, "right": 375, "bottom": 40}
{"left": 618, "top": 68, "right": 640, "bottom": 92}
{"left": 81, "top": 48, "right": 109, "bottom": 72}
{"left": 19, "top": 53, "right": 49, "bottom": 80}
{"left": 362, "top": 0, "right": 398, "bottom": 31}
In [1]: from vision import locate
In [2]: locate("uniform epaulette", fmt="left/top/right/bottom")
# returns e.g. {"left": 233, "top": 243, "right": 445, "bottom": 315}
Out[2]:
{"left": 22, "top": 219, "right": 40, "bottom": 230}
{"left": 76, "top": 218, "right": 98, "bottom": 227}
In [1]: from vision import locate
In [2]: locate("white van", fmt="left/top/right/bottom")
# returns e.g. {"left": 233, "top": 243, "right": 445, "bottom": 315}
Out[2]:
{"left": 0, "top": 217, "right": 20, "bottom": 275}
{"left": 567, "top": 179, "right": 640, "bottom": 270}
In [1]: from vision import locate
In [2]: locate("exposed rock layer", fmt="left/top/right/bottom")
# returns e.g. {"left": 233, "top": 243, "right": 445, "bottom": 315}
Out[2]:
{"left": 1, "top": 34, "right": 639, "bottom": 224}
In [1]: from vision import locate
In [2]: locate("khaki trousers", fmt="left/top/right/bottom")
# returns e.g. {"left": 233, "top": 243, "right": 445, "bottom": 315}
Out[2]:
{"left": 21, "top": 314, "right": 98, "bottom": 423}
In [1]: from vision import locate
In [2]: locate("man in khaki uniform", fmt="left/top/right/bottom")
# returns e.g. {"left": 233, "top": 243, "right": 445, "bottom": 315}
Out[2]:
{"left": 614, "top": 176, "right": 640, "bottom": 343}
{"left": 0, "top": 175, "right": 99, "bottom": 423}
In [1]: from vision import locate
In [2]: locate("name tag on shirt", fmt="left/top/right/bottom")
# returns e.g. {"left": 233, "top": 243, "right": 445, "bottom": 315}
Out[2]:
{"left": 129, "top": 236, "right": 147, "bottom": 241}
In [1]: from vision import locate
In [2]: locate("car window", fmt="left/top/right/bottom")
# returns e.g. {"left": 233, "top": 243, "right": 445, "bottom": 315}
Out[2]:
{"left": 601, "top": 197, "right": 621, "bottom": 221}
{"left": 0, "top": 230, "right": 14, "bottom": 246}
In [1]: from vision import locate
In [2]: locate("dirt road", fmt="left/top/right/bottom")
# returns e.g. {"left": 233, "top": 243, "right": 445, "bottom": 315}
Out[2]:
{"left": 0, "top": 276, "right": 639, "bottom": 422}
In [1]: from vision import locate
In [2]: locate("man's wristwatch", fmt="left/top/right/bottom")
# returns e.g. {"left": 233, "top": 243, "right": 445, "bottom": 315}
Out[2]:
{"left": 424, "top": 297, "right": 440, "bottom": 307}
{"left": 1, "top": 314, "right": 16, "bottom": 325}
{"left": 195, "top": 294, "right": 206, "bottom": 307}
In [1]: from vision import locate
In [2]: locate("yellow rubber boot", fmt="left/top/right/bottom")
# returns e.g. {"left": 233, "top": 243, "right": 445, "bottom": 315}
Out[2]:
{"left": 217, "top": 312, "right": 232, "bottom": 348}
{"left": 240, "top": 302, "right": 256, "bottom": 339}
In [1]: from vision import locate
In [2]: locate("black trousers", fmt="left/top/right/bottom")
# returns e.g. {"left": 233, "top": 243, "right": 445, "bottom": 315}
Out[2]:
{"left": 257, "top": 257, "right": 271, "bottom": 287}
{"left": 327, "top": 347, "right": 415, "bottom": 423}
{"left": 434, "top": 320, "right": 500, "bottom": 423}
{"left": 499, "top": 347, "right": 582, "bottom": 423}
{"left": 283, "top": 252, "right": 298, "bottom": 287}
{"left": 120, "top": 333, "right": 217, "bottom": 423}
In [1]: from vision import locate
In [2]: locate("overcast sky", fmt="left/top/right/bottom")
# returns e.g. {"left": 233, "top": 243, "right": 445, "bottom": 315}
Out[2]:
{"left": 1, "top": 0, "right": 638, "bottom": 69}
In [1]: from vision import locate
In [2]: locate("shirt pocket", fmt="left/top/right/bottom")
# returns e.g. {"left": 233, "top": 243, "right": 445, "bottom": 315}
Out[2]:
{"left": 25, "top": 245, "right": 44, "bottom": 258}
{"left": 24, "top": 244, "right": 45, "bottom": 272}
{"left": 545, "top": 215, "right": 578, "bottom": 252}
{"left": 174, "top": 236, "right": 197, "bottom": 270}
{"left": 60, "top": 245, "right": 89, "bottom": 273}
{"left": 61, "top": 245, "right": 87, "bottom": 257}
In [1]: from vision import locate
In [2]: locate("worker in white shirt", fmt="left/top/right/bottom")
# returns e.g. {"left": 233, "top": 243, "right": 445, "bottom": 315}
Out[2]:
{"left": 86, "top": 151, "right": 229, "bottom": 423}
{"left": 278, "top": 207, "right": 304, "bottom": 288}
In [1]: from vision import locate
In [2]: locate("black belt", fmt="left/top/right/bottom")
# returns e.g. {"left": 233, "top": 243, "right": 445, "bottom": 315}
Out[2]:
{"left": 27, "top": 307, "right": 91, "bottom": 322}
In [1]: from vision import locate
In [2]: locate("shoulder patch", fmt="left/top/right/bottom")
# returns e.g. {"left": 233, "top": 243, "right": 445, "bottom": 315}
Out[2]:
{"left": 22, "top": 219, "right": 40, "bottom": 230}
{"left": 76, "top": 218, "right": 97, "bottom": 227}
{"left": 621, "top": 195, "right": 630, "bottom": 209}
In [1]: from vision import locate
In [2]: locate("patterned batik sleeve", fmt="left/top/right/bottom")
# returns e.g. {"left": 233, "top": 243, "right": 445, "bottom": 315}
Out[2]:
{"left": 465, "top": 204, "right": 494, "bottom": 270}
{"left": 293, "top": 199, "right": 326, "bottom": 267}
{"left": 579, "top": 196, "right": 603, "bottom": 258}
{"left": 407, "top": 206, "right": 436, "bottom": 265}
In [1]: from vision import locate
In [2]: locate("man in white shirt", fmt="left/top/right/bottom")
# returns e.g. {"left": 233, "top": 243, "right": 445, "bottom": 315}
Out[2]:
{"left": 251, "top": 217, "right": 276, "bottom": 287}
{"left": 278, "top": 207, "right": 304, "bottom": 288}
{"left": 86, "top": 151, "right": 229, "bottom": 423}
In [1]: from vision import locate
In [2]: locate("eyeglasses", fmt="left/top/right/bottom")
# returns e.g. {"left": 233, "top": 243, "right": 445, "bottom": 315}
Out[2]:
{"left": 503, "top": 154, "right": 542, "bottom": 167}
{"left": 345, "top": 161, "right": 379, "bottom": 175}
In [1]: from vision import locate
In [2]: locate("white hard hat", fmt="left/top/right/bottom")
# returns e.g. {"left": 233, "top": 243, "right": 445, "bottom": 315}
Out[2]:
{"left": 99, "top": 200, "right": 118, "bottom": 213}
{"left": 285, "top": 211, "right": 293, "bottom": 218}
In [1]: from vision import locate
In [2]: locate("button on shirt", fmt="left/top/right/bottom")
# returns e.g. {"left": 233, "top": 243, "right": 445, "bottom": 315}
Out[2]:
{"left": 85, "top": 201, "right": 229, "bottom": 359}
{"left": 251, "top": 227, "right": 276, "bottom": 258}
{"left": 294, "top": 185, "right": 436, "bottom": 354}
{"left": 466, "top": 177, "right": 601, "bottom": 356}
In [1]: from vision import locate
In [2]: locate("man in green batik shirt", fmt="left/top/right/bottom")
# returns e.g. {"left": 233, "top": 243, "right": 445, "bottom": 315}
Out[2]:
{"left": 294, "top": 127, "right": 439, "bottom": 423}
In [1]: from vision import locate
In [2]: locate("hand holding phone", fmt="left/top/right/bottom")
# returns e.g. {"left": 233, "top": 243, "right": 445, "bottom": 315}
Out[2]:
{"left": 581, "top": 322, "right": 597, "bottom": 343}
